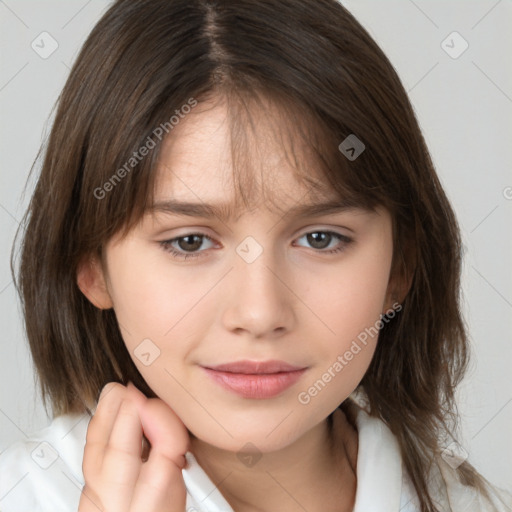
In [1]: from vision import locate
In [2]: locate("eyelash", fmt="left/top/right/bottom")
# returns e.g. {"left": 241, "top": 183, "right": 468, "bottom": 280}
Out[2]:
{"left": 159, "top": 231, "right": 353, "bottom": 260}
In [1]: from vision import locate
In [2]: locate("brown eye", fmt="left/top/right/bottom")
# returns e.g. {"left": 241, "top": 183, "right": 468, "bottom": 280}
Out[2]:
{"left": 295, "top": 231, "right": 353, "bottom": 254}
{"left": 176, "top": 234, "right": 203, "bottom": 251}
{"left": 306, "top": 232, "right": 333, "bottom": 249}
{"left": 160, "top": 233, "right": 215, "bottom": 259}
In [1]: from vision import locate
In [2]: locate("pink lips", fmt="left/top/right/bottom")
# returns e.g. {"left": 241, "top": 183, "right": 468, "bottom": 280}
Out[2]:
{"left": 201, "top": 360, "right": 307, "bottom": 399}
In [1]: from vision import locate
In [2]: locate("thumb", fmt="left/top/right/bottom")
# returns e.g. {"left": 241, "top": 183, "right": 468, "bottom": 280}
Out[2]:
{"left": 139, "top": 398, "right": 190, "bottom": 469}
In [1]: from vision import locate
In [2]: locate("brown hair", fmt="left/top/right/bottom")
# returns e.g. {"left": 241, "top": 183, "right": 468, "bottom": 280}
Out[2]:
{"left": 10, "top": 0, "right": 500, "bottom": 510}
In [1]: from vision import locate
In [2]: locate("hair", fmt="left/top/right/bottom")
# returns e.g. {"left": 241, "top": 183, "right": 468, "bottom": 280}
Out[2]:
{"left": 10, "top": 0, "right": 502, "bottom": 510}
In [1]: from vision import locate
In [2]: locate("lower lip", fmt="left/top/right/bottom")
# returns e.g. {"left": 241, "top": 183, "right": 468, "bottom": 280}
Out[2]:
{"left": 201, "top": 367, "right": 307, "bottom": 399}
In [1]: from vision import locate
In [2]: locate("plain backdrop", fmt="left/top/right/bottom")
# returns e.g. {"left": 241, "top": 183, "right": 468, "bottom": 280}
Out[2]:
{"left": 0, "top": 0, "right": 511, "bottom": 491}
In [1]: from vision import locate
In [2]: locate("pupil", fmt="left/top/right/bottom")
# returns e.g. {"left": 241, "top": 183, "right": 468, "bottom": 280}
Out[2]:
{"left": 308, "top": 232, "right": 330, "bottom": 249}
{"left": 180, "top": 235, "right": 201, "bottom": 251}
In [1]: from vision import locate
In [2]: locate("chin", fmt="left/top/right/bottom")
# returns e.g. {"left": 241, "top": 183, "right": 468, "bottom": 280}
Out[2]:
{"left": 187, "top": 417, "right": 308, "bottom": 455}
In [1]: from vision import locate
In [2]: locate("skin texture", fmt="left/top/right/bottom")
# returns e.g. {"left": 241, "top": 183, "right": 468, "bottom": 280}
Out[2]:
{"left": 78, "top": 96, "right": 399, "bottom": 511}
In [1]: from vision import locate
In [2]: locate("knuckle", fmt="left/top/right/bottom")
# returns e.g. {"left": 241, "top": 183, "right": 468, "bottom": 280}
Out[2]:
{"left": 101, "top": 449, "right": 141, "bottom": 483}
{"left": 141, "top": 464, "right": 178, "bottom": 493}
{"left": 93, "top": 383, "right": 130, "bottom": 418}
{"left": 115, "top": 399, "right": 140, "bottom": 424}
{"left": 98, "top": 381, "right": 124, "bottom": 401}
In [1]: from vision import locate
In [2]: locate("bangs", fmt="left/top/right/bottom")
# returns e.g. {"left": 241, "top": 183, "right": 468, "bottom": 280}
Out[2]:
{"left": 114, "top": 84, "right": 385, "bottom": 242}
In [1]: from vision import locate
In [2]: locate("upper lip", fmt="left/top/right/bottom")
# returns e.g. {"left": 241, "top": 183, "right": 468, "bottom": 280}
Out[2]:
{"left": 203, "top": 360, "right": 306, "bottom": 374}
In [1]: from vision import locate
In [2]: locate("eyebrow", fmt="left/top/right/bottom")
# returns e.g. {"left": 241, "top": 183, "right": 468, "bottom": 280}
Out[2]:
{"left": 149, "top": 199, "right": 371, "bottom": 221}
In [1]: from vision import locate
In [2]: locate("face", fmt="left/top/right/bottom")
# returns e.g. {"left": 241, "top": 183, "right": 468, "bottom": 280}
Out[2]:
{"left": 80, "top": 96, "right": 396, "bottom": 454}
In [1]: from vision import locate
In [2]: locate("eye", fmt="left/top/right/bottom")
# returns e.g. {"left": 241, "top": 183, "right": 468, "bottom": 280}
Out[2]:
{"left": 159, "top": 233, "right": 216, "bottom": 260}
{"left": 159, "top": 230, "right": 353, "bottom": 260}
{"left": 294, "top": 231, "right": 353, "bottom": 254}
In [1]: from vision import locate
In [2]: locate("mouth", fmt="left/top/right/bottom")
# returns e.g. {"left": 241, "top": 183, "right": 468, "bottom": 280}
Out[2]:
{"left": 201, "top": 360, "right": 308, "bottom": 399}
{"left": 203, "top": 359, "right": 306, "bottom": 374}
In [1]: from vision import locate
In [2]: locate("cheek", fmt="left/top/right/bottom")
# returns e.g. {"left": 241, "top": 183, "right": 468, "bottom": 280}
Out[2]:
{"left": 310, "top": 242, "right": 392, "bottom": 344}
{"left": 106, "top": 246, "right": 202, "bottom": 339}
{"left": 104, "top": 248, "right": 214, "bottom": 389}
{"left": 298, "top": 236, "right": 392, "bottom": 397}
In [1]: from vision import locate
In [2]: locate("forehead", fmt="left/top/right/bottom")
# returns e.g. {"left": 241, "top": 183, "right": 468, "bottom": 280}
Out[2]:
{"left": 151, "top": 93, "right": 340, "bottom": 218}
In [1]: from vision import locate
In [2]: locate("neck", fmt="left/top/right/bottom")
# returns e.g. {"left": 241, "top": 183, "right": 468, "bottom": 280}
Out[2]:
{"left": 189, "top": 406, "right": 358, "bottom": 512}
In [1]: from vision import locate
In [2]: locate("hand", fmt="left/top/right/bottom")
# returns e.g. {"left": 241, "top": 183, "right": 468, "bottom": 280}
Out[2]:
{"left": 78, "top": 382, "right": 190, "bottom": 512}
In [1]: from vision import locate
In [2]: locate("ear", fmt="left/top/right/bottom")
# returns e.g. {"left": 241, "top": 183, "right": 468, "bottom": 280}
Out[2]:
{"left": 382, "top": 272, "right": 413, "bottom": 314}
{"left": 76, "top": 254, "right": 113, "bottom": 310}
{"left": 382, "top": 241, "right": 416, "bottom": 314}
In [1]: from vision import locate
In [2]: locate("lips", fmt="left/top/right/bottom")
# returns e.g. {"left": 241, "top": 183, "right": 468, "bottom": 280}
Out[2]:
{"left": 203, "top": 359, "right": 306, "bottom": 374}
{"left": 201, "top": 360, "right": 308, "bottom": 399}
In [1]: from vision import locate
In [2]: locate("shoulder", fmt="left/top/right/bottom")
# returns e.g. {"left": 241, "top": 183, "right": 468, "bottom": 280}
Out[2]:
{"left": 0, "top": 412, "right": 90, "bottom": 512}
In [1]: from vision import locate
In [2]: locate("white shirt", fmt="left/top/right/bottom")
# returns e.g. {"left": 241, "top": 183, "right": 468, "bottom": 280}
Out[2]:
{"left": 1, "top": 395, "right": 511, "bottom": 512}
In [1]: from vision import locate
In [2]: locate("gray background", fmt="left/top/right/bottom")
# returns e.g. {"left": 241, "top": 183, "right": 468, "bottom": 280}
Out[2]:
{"left": 1, "top": 0, "right": 511, "bottom": 490}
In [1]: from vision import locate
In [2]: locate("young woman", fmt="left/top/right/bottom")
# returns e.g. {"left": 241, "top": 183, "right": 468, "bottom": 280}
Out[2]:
{"left": 1, "top": 1, "right": 510, "bottom": 511}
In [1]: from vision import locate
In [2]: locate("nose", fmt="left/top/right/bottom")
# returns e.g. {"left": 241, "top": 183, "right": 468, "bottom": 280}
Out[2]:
{"left": 221, "top": 246, "right": 296, "bottom": 339}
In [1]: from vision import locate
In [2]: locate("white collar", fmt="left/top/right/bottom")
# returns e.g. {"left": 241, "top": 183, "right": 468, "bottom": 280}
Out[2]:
{"left": 33, "top": 395, "right": 418, "bottom": 511}
{"left": 352, "top": 405, "right": 405, "bottom": 511}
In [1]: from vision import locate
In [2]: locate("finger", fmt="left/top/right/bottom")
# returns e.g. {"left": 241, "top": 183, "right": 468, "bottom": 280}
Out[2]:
{"left": 125, "top": 381, "right": 148, "bottom": 410}
{"left": 100, "top": 397, "right": 147, "bottom": 493}
{"left": 107, "top": 398, "right": 144, "bottom": 461}
{"left": 130, "top": 399, "right": 190, "bottom": 511}
{"left": 125, "top": 382, "right": 152, "bottom": 461}
{"left": 139, "top": 398, "right": 190, "bottom": 468}
{"left": 80, "top": 383, "right": 128, "bottom": 512}
{"left": 82, "top": 382, "right": 125, "bottom": 476}
{"left": 98, "top": 397, "right": 147, "bottom": 511}
{"left": 129, "top": 450, "right": 187, "bottom": 512}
